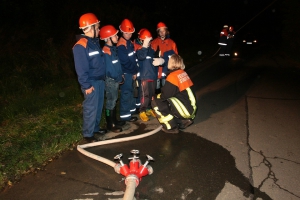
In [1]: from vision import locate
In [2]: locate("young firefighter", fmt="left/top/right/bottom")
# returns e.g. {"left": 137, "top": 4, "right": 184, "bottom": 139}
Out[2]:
{"left": 151, "top": 54, "right": 196, "bottom": 134}
{"left": 72, "top": 13, "right": 107, "bottom": 143}
{"left": 151, "top": 22, "right": 178, "bottom": 93}
{"left": 134, "top": 29, "right": 164, "bottom": 121}
{"left": 117, "top": 19, "right": 139, "bottom": 122}
{"left": 99, "top": 25, "right": 125, "bottom": 133}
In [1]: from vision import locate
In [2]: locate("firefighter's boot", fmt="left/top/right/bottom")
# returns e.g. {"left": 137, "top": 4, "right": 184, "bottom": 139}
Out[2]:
{"left": 146, "top": 109, "right": 156, "bottom": 117}
{"left": 113, "top": 107, "right": 126, "bottom": 126}
{"left": 139, "top": 111, "right": 150, "bottom": 122}
{"left": 106, "top": 109, "right": 122, "bottom": 133}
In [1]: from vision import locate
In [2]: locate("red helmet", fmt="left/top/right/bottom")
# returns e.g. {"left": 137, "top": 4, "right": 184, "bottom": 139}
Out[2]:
{"left": 119, "top": 19, "right": 135, "bottom": 33}
{"left": 138, "top": 29, "right": 152, "bottom": 40}
{"left": 229, "top": 26, "right": 234, "bottom": 31}
{"left": 157, "top": 22, "right": 167, "bottom": 30}
{"left": 138, "top": 28, "right": 146, "bottom": 35}
{"left": 79, "top": 13, "right": 100, "bottom": 29}
{"left": 99, "top": 25, "right": 118, "bottom": 40}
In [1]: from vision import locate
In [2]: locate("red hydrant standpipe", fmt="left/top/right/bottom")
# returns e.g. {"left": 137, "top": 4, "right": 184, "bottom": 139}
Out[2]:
{"left": 114, "top": 150, "right": 154, "bottom": 196}
{"left": 77, "top": 125, "right": 162, "bottom": 200}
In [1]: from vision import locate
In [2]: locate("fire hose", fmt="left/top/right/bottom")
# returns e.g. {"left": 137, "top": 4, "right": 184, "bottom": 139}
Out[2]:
{"left": 77, "top": 125, "right": 162, "bottom": 200}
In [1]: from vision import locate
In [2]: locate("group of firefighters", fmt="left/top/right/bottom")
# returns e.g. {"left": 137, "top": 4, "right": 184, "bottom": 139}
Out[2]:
{"left": 218, "top": 25, "right": 236, "bottom": 56}
{"left": 72, "top": 13, "right": 196, "bottom": 143}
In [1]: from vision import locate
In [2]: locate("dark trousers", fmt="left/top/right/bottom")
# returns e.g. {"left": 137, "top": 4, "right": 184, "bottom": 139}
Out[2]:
{"left": 120, "top": 73, "right": 136, "bottom": 121}
{"left": 219, "top": 45, "right": 227, "bottom": 55}
{"left": 225, "top": 38, "right": 234, "bottom": 55}
{"left": 140, "top": 80, "right": 155, "bottom": 112}
{"left": 81, "top": 80, "right": 105, "bottom": 137}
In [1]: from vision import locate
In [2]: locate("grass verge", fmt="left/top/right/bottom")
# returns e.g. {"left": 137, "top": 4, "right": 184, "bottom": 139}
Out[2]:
{"left": 0, "top": 79, "right": 87, "bottom": 190}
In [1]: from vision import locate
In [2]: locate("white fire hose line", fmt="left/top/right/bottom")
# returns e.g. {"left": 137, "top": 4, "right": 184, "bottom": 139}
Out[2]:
{"left": 77, "top": 125, "right": 162, "bottom": 200}
{"left": 77, "top": 125, "right": 162, "bottom": 166}
{"left": 123, "top": 177, "right": 137, "bottom": 200}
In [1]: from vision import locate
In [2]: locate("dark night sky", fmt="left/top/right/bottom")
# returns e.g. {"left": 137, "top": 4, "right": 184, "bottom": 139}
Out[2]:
{"left": 0, "top": 0, "right": 283, "bottom": 48}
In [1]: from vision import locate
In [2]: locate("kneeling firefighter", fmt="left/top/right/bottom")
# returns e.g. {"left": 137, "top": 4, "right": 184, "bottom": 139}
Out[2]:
{"left": 151, "top": 54, "right": 197, "bottom": 134}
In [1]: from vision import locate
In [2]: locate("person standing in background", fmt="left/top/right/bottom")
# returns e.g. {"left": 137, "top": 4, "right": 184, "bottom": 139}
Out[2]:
{"left": 225, "top": 26, "right": 236, "bottom": 56}
{"left": 218, "top": 25, "right": 229, "bottom": 57}
{"left": 152, "top": 22, "right": 178, "bottom": 94}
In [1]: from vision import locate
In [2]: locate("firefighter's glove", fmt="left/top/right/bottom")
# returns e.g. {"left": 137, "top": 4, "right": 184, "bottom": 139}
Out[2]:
{"left": 152, "top": 58, "right": 165, "bottom": 66}
{"left": 142, "top": 37, "right": 152, "bottom": 48}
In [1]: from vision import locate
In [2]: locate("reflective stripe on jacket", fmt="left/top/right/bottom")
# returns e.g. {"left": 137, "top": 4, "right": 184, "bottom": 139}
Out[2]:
{"left": 135, "top": 43, "right": 157, "bottom": 80}
{"left": 160, "top": 69, "right": 196, "bottom": 119}
{"left": 151, "top": 37, "right": 178, "bottom": 77}
{"left": 117, "top": 37, "right": 138, "bottom": 74}
{"left": 72, "top": 36, "right": 106, "bottom": 89}
{"left": 103, "top": 45, "right": 123, "bottom": 83}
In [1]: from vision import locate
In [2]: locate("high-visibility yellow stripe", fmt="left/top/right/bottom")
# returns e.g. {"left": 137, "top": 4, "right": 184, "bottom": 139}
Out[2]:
{"left": 153, "top": 106, "right": 161, "bottom": 118}
{"left": 168, "top": 88, "right": 197, "bottom": 119}
{"left": 169, "top": 97, "right": 190, "bottom": 118}
{"left": 186, "top": 88, "right": 197, "bottom": 119}
{"left": 165, "top": 123, "right": 171, "bottom": 129}
{"left": 158, "top": 114, "right": 173, "bottom": 123}
{"left": 153, "top": 106, "right": 172, "bottom": 129}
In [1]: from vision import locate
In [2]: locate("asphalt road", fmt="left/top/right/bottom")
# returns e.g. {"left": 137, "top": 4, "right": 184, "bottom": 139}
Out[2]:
{"left": 1, "top": 48, "right": 300, "bottom": 200}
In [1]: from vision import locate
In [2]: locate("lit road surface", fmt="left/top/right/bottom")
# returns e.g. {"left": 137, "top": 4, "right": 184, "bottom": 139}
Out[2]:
{"left": 1, "top": 51, "right": 300, "bottom": 200}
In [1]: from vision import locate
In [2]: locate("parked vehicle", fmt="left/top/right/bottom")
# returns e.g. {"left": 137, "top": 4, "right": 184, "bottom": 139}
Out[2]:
{"left": 242, "top": 33, "right": 258, "bottom": 45}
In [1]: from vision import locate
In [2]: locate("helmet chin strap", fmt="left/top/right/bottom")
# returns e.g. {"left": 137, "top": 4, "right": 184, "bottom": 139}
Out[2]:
{"left": 136, "top": 38, "right": 142, "bottom": 45}
{"left": 110, "top": 38, "right": 116, "bottom": 46}
{"left": 93, "top": 25, "right": 96, "bottom": 38}
{"left": 84, "top": 25, "right": 96, "bottom": 38}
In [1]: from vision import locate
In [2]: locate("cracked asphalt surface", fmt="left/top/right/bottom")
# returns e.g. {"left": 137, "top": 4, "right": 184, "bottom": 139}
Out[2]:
{"left": 1, "top": 48, "right": 300, "bottom": 199}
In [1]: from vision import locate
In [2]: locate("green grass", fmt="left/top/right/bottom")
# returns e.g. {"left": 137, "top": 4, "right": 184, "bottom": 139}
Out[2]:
{"left": 0, "top": 80, "right": 85, "bottom": 189}
{"left": 0, "top": 74, "right": 111, "bottom": 190}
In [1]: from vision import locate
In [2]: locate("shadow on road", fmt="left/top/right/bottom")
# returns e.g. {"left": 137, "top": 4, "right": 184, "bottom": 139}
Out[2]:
{"left": 81, "top": 124, "right": 272, "bottom": 199}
